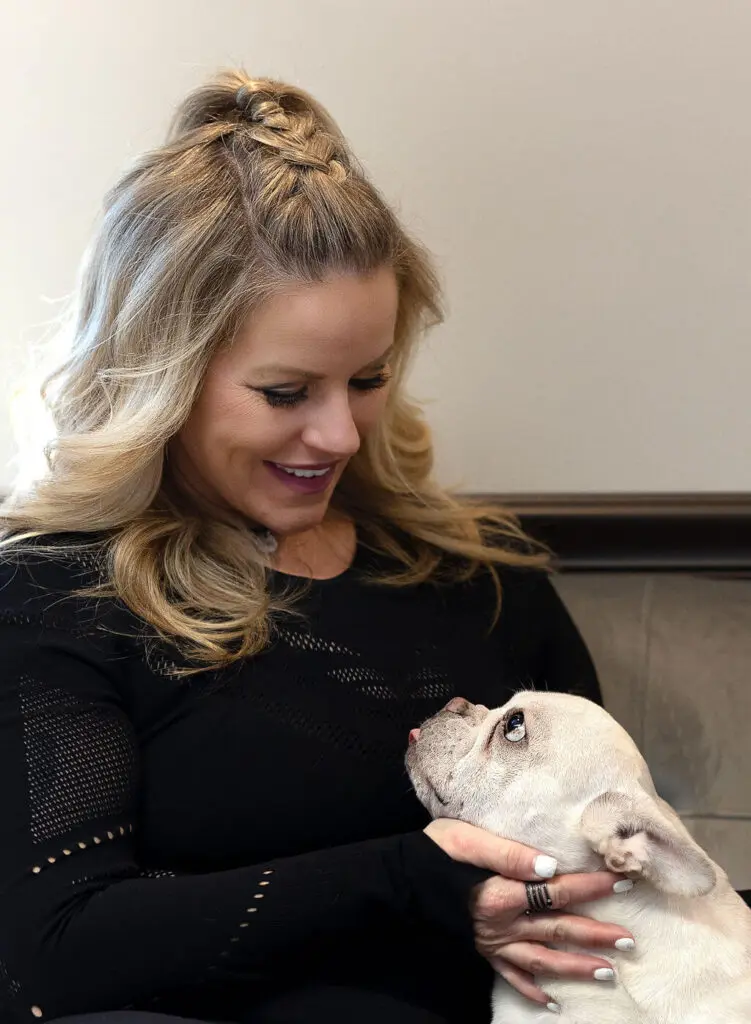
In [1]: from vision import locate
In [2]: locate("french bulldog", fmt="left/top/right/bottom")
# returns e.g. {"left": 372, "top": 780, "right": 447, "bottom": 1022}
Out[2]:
{"left": 405, "top": 691, "right": 751, "bottom": 1023}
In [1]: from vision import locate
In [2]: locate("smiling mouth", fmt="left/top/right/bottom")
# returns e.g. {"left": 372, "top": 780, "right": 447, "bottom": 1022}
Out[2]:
{"left": 271, "top": 462, "right": 335, "bottom": 478}
{"left": 263, "top": 461, "right": 337, "bottom": 494}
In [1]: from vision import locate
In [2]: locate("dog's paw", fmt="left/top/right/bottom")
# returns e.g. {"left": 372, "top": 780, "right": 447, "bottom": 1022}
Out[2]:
{"left": 598, "top": 830, "right": 651, "bottom": 877}
{"left": 582, "top": 792, "right": 716, "bottom": 897}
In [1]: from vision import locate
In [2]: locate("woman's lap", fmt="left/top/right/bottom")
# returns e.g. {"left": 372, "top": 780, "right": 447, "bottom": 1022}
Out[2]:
{"left": 50, "top": 1016, "right": 210, "bottom": 1024}
{"left": 49, "top": 987, "right": 459, "bottom": 1024}
{"left": 244, "top": 984, "right": 457, "bottom": 1022}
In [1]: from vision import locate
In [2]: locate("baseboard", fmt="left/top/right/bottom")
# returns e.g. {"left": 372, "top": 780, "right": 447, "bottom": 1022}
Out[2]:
{"left": 479, "top": 492, "right": 751, "bottom": 573}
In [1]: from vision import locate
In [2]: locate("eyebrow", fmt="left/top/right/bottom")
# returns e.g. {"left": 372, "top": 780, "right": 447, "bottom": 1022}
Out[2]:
{"left": 251, "top": 345, "right": 394, "bottom": 383}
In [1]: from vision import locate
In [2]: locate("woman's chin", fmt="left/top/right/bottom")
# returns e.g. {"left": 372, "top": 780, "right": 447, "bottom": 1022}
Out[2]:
{"left": 246, "top": 500, "right": 331, "bottom": 539}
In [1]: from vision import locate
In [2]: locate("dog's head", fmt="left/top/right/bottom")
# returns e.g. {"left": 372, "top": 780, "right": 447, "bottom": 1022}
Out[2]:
{"left": 406, "top": 691, "right": 716, "bottom": 898}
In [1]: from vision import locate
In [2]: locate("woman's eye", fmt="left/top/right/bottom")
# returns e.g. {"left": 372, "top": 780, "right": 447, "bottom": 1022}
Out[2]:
{"left": 503, "top": 711, "right": 526, "bottom": 743}
{"left": 254, "top": 370, "right": 391, "bottom": 409}
{"left": 259, "top": 388, "right": 306, "bottom": 408}
{"left": 349, "top": 370, "right": 392, "bottom": 392}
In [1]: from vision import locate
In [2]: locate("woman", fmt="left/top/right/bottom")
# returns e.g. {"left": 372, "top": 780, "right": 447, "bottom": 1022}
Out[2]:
{"left": 0, "top": 70, "right": 636, "bottom": 1024}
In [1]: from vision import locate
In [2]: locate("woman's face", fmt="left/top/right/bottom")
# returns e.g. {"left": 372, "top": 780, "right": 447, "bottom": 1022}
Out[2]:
{"left": 171, "top": 266, "right": 399, "bottom": 537}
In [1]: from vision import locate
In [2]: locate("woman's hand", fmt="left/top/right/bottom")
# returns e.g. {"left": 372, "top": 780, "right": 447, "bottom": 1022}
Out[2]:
{"left": 424, "top": 819, "right": 635, "bottom": 1008}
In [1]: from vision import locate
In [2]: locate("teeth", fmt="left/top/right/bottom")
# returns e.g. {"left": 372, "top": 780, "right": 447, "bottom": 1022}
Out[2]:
{"left": 275, "top": 464, "right": 331, "bottom": 478}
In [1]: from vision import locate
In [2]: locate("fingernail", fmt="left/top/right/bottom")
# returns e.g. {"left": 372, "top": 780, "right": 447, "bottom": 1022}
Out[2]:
{"left": 534, "top": 855, "right": 558, "bottom": 879}
{"left": 615, "top": 937, "right": 636, "bottom": 951}
{"left": 613, "top": 879, "right": 634, "bottom": 893}
{"left": 547, "top": 1002, "right": 561, "bottom": 1014}
{"left": 594, "top": 967, "right": 615, "bottom": 982}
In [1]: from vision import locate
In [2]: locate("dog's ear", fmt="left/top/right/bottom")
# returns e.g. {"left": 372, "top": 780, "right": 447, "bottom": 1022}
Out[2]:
{"left": 581, "top": 790, "right": 716, "bottom": 897}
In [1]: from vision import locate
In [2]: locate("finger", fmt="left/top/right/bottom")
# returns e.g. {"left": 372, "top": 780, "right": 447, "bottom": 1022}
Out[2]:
{"left": 426, "top": 820, "right": 559, "bottom": 881}
{"left": 500, "top": 941, "right": 616, "bottom": 982}
{"left": 545, "top": 871, "right": 634, "bottom": 910}
{"left": 475, "top": 870, "right": 633, "bottom": 917}
{"left": 514, "top": 912, "right": 635, "bottom": 951}
{"left": 489, "top": 958, "right": 551, "bottom": 1006}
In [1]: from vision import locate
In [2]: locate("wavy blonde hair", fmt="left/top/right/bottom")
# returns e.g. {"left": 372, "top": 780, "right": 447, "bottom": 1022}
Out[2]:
{"left": 0, "top": 68, "right": 549, "bottom": 676}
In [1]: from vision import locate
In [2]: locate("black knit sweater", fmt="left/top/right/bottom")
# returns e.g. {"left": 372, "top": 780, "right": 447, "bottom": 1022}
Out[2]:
{"left": 0, "top": 536, "right": 642, "bottom": 1023}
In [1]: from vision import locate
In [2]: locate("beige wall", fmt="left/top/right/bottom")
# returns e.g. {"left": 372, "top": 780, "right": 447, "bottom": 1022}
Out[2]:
{"left": 2, "top": 0, "right": 750, "bottom": 493}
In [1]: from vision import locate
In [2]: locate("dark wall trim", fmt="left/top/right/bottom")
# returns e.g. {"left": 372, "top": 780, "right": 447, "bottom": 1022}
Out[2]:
{"left": 481, "top": 493, "right": 751, "bottom": 573}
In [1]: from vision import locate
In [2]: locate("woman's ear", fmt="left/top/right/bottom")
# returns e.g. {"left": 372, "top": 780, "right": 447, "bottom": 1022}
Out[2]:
{"left": 581, "top": 790, "right": 717, "bottom": 898}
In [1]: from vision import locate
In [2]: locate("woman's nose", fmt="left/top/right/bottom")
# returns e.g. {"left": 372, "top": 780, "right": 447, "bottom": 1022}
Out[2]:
{"left": 301, "top": 395, "right": 361, "bottom": 458}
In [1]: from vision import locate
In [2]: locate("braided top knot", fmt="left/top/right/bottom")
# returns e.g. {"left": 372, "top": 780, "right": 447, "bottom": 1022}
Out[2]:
{"left": 233, "top": 80, "right": 346, "bottom": 179}
{"left": 234, "top": 85, "right": 290, "bottom": 130}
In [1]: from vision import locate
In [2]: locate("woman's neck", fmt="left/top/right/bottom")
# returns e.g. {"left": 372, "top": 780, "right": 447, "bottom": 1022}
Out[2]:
{"left": 271, "top": 512, "right": 357, "bottom": 580}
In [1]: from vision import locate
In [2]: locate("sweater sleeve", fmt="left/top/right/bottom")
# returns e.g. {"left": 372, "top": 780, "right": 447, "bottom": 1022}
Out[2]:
{"left": 0, "top": 612, "right": 486, "bottom": 1023}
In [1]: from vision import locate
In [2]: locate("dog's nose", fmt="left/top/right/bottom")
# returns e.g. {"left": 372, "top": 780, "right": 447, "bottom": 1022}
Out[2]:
{"left": 445, "top": 697, "right": 471, "bottom": 715}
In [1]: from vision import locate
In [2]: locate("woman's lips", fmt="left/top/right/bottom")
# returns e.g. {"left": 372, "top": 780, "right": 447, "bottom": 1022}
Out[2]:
{"left": 263, "top": 461, "right": 336, "bottom": 494}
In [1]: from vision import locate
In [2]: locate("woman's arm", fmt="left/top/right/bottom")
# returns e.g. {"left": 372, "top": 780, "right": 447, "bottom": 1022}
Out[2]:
{"left": 0, "top": 615, "right": 486, "bottom": 1023}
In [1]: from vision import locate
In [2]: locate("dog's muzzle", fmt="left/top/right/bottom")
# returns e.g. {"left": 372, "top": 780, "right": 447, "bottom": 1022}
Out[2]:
{"left": 525, "top": 881, "right": 554, "bottom": 914}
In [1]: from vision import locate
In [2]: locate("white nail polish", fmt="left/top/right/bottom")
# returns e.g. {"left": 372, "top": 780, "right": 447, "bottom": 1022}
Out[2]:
{"left": 613, "top": 879, "right": 634, "bottom": 893}
{"left": 547, "top": 1002, "right": 561, "bottom": 1013}
{"left": 615, "top": 937, "right": 636, "bottom": 951}
{"left": 594, "top": 968, "right": 615, "bottom": 982}
{"left": 534, "top": 855, "right": 558, "bottom": 879}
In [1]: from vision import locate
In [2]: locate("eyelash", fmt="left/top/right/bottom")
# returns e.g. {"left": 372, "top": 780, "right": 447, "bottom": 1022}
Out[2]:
{"left": 256, "top": 371, "right": 392, "bottom": 409}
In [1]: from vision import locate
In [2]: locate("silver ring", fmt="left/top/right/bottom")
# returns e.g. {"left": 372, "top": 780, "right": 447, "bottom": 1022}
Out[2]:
{"left": 525, "top": 880, "right": 554, "bottom": 914}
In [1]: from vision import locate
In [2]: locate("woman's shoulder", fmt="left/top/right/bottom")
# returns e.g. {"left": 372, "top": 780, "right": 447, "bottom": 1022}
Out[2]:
{"left": 0, "top": 531, "right": 113, "bottom": 624}
{"left": 456, "top": 561, "right": 555, "bottom": 602}
{"left": 497, "top": 562, "right": 557, "bottom": 597}
{"left": 444, "top": 562, "right": 563, "bottom": 641}
{"left": 0, "top": 533, "right": 194, "bottom": 687}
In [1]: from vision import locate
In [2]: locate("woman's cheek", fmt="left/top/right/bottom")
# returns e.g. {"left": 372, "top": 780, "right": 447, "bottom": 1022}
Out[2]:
{"left": 357, "top": 388, "right": 391, "bottom": 435}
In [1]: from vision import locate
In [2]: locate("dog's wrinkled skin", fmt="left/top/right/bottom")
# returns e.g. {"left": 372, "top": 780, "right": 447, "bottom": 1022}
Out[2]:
{"left": 406, "top": 692, "right": 751, "bottom": 1023}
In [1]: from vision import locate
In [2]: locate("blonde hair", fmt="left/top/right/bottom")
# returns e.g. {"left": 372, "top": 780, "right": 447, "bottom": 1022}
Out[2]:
{"left": 0, "top": 68, "right": 549, "bottom": 676}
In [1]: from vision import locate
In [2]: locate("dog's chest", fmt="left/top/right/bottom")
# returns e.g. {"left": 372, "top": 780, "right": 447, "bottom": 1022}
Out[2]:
{"left": 491, "top": 976, "right": 646, "bottom": 1024}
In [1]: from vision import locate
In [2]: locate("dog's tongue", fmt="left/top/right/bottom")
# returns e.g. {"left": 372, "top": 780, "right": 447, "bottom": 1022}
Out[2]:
{"left": 408, "top": 728, "right": 421, "bottom": 744}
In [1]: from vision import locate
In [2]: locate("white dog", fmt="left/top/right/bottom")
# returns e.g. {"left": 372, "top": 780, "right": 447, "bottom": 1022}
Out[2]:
{"left": 405, "top": 691, "right": 751, "bottom": 1023}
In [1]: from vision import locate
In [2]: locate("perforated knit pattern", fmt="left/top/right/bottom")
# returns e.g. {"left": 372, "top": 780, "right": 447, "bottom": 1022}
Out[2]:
{"left": 19, "top": 675, "right": 137, "bottom": 843}
{"left": 273, "top": 625, "right": 455, "bottom": 706}
{"left": 277, "top": 625, "right": 358, "bottom": 658}
{"left": 412, "top": 678, "right": 453, "bottom": 700}
{"left": 0, "top": 959, "right": 21, "bottom": 999}
{"left": 328, "top": 665, "right": 396, "bottom": 700}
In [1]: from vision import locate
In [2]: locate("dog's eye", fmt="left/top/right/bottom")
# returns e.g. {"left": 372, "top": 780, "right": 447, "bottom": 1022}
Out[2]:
{"left": 503, "top": 710, "right": 526, "bottom": 742}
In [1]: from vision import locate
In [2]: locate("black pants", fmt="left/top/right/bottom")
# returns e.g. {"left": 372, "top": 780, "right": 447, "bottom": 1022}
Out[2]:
{"left": 50, "top": 986, "right": 459, "bottom": 1024}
